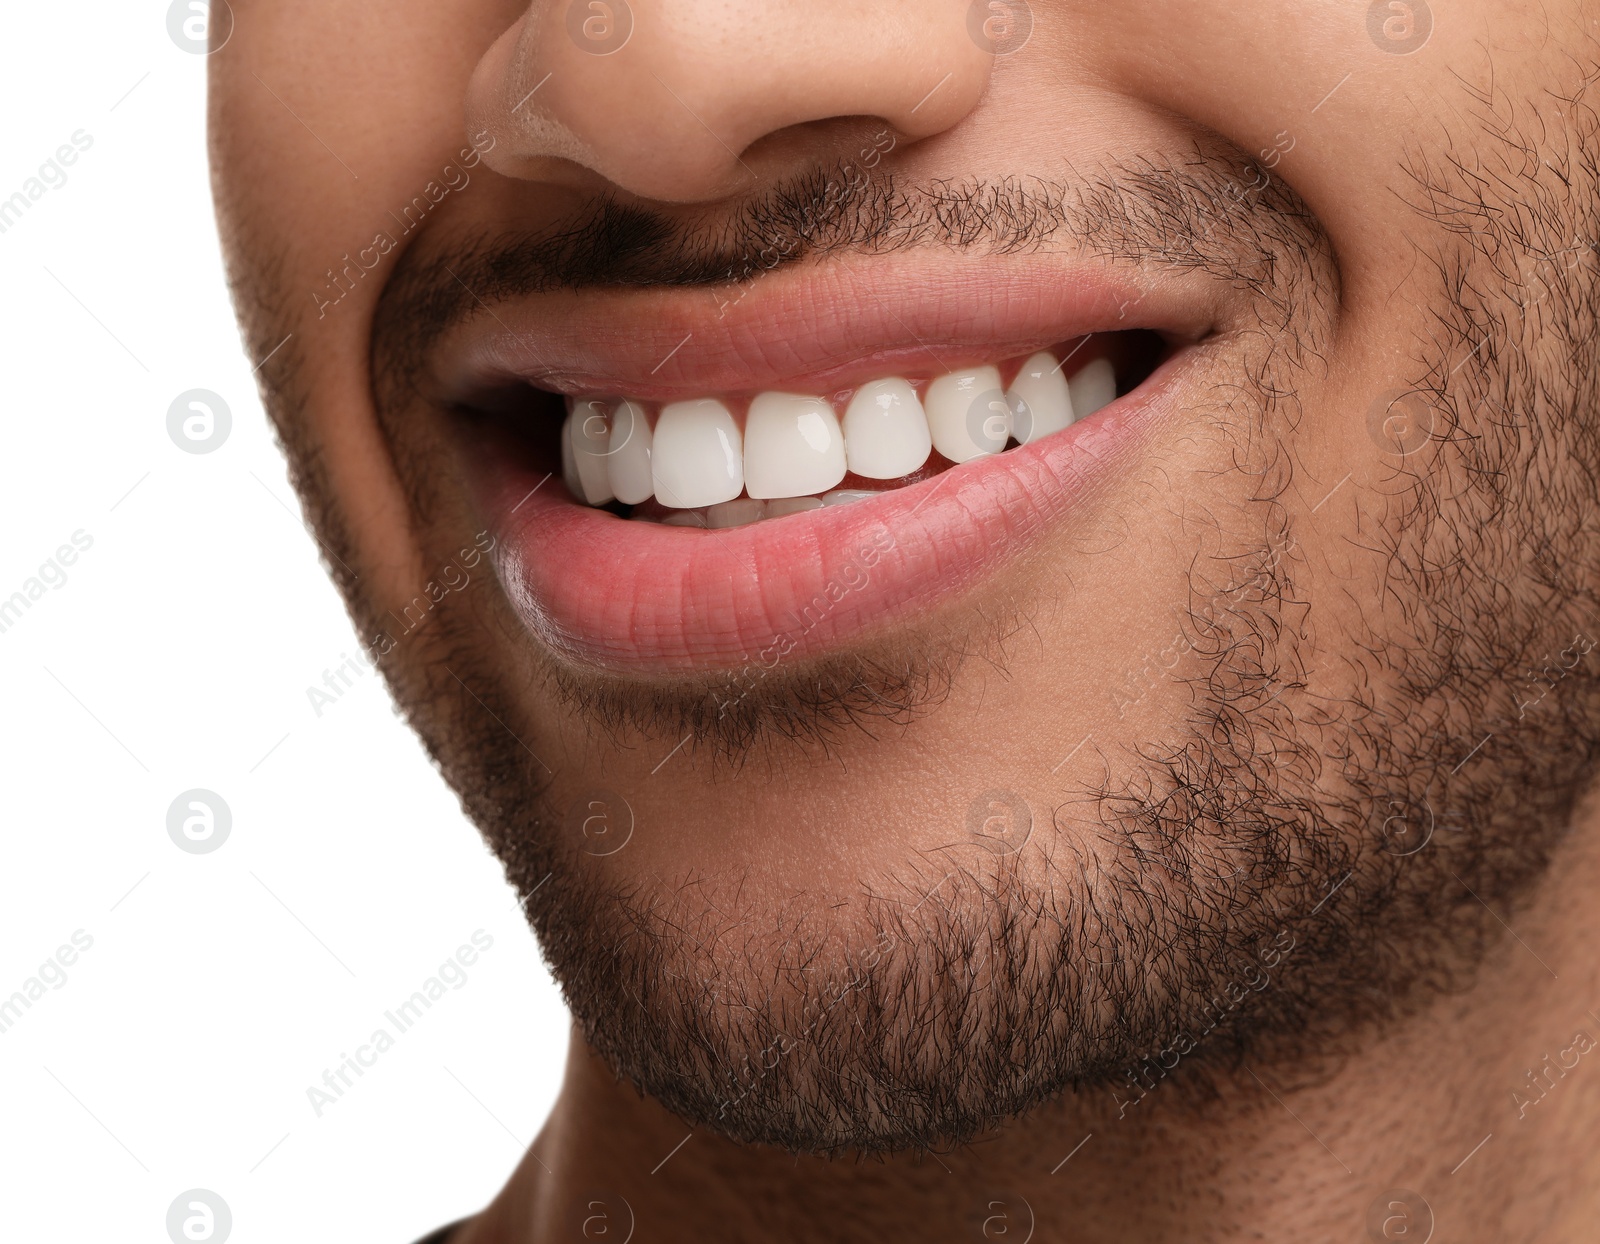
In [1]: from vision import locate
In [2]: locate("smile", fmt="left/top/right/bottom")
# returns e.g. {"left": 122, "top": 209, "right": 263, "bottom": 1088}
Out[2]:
{"left": 440, "top": 257, "right": 1217, "bottom": 673}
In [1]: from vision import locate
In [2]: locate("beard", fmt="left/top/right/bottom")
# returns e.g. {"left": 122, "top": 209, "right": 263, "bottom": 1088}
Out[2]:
{"left": 253, "top": 67, "right": 1600, "bottom": 1153}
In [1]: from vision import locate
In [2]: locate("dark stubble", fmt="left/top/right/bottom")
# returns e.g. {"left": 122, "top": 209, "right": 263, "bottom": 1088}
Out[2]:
{"left": 280, "top": 70, "right": 1600, "bottom": 1153}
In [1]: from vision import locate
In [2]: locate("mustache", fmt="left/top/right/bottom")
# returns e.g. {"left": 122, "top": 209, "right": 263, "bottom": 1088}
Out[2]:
{"left": 445, "top": 167, "right": 1077, "bottom": 292}
{"left": 373, "top": 144, "right": 1331, "bottom": 373}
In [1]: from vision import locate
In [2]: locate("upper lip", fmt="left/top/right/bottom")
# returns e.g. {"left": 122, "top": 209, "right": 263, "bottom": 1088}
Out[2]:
{"left": 428, "top": 249, "right": 1225, "bottom": 406}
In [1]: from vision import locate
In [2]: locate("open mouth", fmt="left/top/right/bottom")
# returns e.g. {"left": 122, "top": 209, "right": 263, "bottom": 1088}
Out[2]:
{"left": 553, "top": 333, "right": 1164, "bottom": 527}
{"left": 429, "top": 256, "right": 1216, "bottom": 673}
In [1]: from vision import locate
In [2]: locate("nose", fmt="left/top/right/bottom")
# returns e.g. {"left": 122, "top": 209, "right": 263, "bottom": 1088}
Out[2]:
{"left": 464, "top": 0, "right": 994, "bottom": 203}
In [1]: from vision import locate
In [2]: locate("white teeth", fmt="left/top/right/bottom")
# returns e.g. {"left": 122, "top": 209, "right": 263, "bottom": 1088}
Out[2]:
{"left": 743, "top": 393, "right": 848, "bottom": 499}
{"left": 1068, "top": 357, "right": 1117, "bottom": 420}
{"left": 563, "top": 400, "right": 616, "bottom": 505}
{"left": 765, "top": 496, "right": 825, "bottom": 517}
{"left": 607, "top": 399, "right": 653, "bottom": 505}
{"left": 1007, "top": 351, "right": 1074, "bottom": 445}
{"left": 652, "top": 398, "right": 744, "bottom": 509}
{"left": 925, "top": 365, "right": 1007, "bottom": 463}
{"left": 842, "top": 378, "right": 932, "bottom": 479}
{"left": 706, "top": 498, "right": 766, "bottom": 528}
{"left": 566, "top": 350, "right": 1127, "bottom": 521}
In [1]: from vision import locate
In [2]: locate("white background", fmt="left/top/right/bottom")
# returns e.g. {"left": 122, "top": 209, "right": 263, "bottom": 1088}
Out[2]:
{"left": 0, "top": 3, "right": 570, "bottom": 1240}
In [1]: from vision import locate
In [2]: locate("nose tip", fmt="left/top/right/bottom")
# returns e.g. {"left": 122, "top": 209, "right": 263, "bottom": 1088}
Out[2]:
{"left": 465, "top": 0, "right": 994, "bottom": 203}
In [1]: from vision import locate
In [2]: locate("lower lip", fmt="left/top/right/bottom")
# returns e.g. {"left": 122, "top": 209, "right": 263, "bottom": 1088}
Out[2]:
{"left": 463, "top": 355, "right": 1187, "bottom": 674}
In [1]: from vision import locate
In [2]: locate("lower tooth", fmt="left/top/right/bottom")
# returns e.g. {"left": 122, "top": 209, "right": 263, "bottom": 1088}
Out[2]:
{"left": 765, "top": 496, "right": 826, "bottom": 518}
{"left": 706, "top": 498, "right": 766, "bottom": 528}
{"left": 652, "top": 490, "right": 874, "bottom": 527}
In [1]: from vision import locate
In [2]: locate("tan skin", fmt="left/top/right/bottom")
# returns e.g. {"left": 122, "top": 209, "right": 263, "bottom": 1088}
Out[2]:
{"left": 211, "top": 1, "right": 1600, "bottom": 1239}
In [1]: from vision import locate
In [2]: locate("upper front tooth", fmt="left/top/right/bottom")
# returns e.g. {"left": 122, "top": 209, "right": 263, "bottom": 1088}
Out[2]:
{"left": 925, "top": 365, "right": 1007, "bottom": 463}
{"left": 607, "top": 399, "right": 654, "bottom": 504}
{"left": 568, "top": 400, "right": 616, "bottom": 505}
{"left": 842, "top": 378, "right": 932, "bottom": 479}
{"left": 1068, "top": 357, "right": 1117, "bottom": 420}
{"left": 1008, "top": 351, "right": 1074, "bottom": 445}
{"left": 743, "top": 393, "right": 848, "bottom": 499}
{"left": 652, "top": 398, "right": 744, "bottom": 509}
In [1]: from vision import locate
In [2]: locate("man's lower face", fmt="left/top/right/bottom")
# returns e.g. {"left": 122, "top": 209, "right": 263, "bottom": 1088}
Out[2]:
{"left": 216, "top": 0, "right": 1600, "bottom": 1153}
